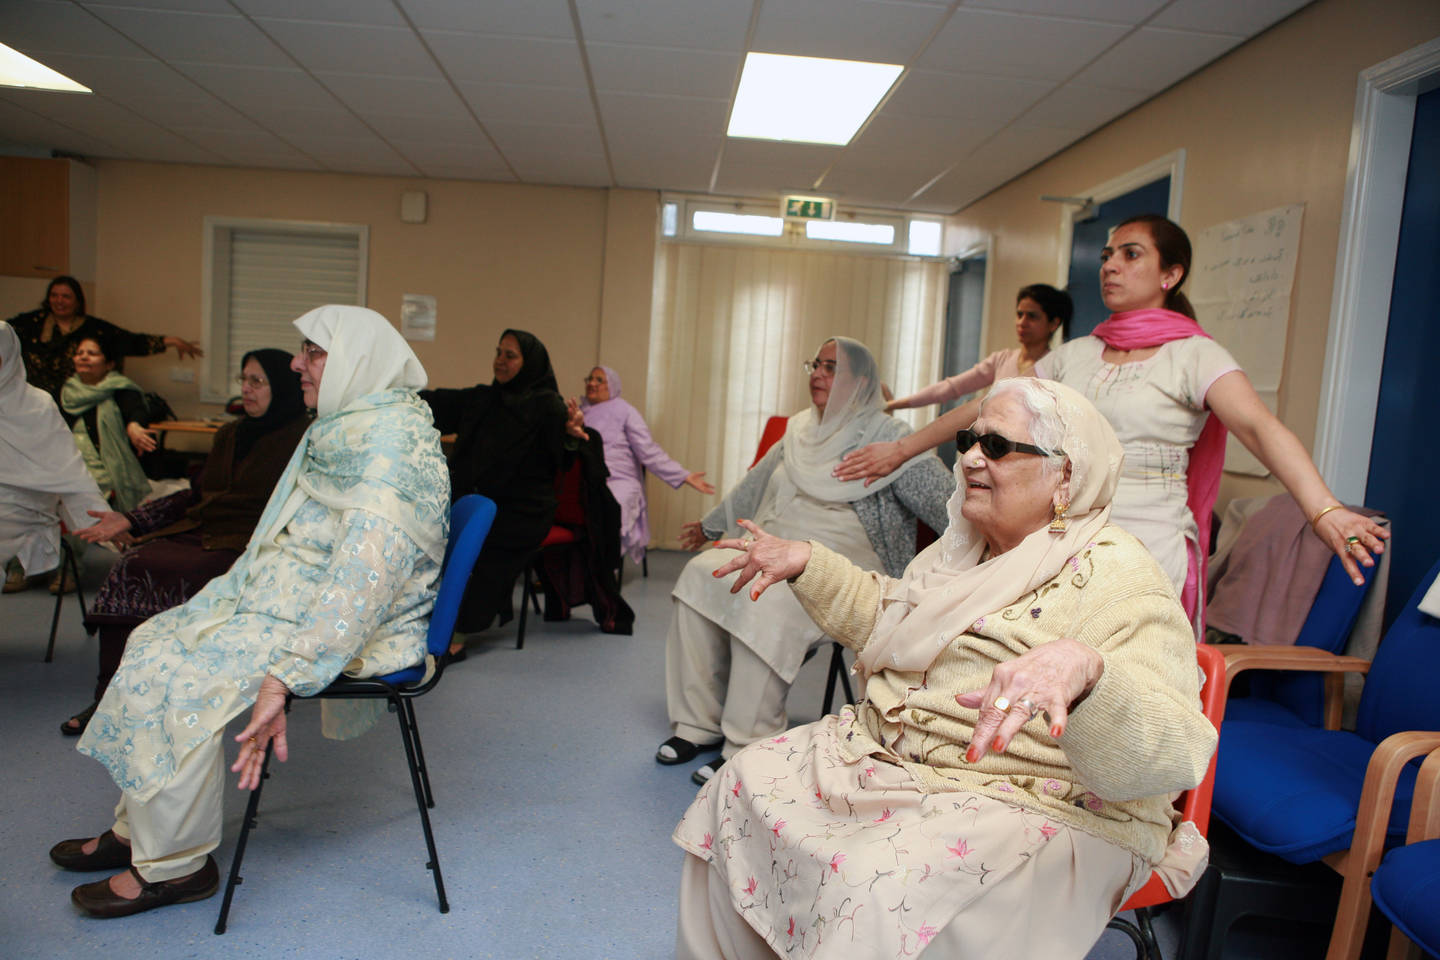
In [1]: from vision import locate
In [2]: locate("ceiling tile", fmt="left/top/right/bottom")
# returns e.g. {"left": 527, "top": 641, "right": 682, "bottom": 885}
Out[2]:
{"left": 80, "top": 0, "right": 233, "bottom": 12}
{"left": 714, "top": 139, "right": 837, "bottom": 195}
{"left": 576, "top": 0, "right": 751, "bottom": 50}
{"left": 0, "top": 96, "right": 128, "bottom": 157}
{"left": 253, "top": 20, "right": 440, "bottom": 78}
{"left": 243, "top": 106, "right": 375, "bottom": 140}
{"left": 457, "top": 82, "right": 596, "bottom": 126}
{"left": 0, "top": 1, "right": 148, "bottom": 58}
{"left": 920, "top": 8, "right": 1129, "bottom": 81}
{"left": 396, "top": 0, "right": 575, "bottom": 38}
{"left": 753, "top": 0, "right": 949, "bottom": 63}
{"left": 80, "top": 7, "right": 293, "bottom": 67}
{"left": 597, "top": 92, "right": 729, "bottom": 141}
{"left": 610, "top": 137, "right": 721, "bottom": 193}
{"left": 487, "top": 119, "right": 604, "bottom": 159}
{"left": 586, "top": 43, "right": 741, "bottom": 98}
{"left": 821, "top": 156, "right": 952, "bottom": 206}
{"left": 421, "top": 31, "right": 586, "bottom": 86}
{"left": 124, "top": 97, "right": 257, "bottom": 130}
{"left": 287, "top": 135, "right": 416, "bottom": 173}
{"left": 396, "top": 138, "right": 512, "bottom": 179}
{"left": 361, "top": 111, "right": 493, "bottom": 146}
{"left": 13, "top": 52, "right": 207, "bottom": 103}
{"left": 314, "top": 73, "right": 473, "bottom": 120}
{"left": 172, "top": 64, "right": 340, "bottom": 113}
{"left": 1069, "top": 27, "right": 1242, "bottom": 92}
{"left": 1149, "top": 0, "right": 1311, "bottom": 36}
{"left": 230, "top": 0, "right": 405, "bottom": 26}
{"left": 883, "top": 69, "right": 1055, "bottom": 124}
{"left": 962, "top": 0, "right": 1166, "bottom": 25}
{"left": 1018, "top": 82, "right": 1149, "bottom": 130}
{"left": 848, "top": 111, "right": 1000, "bottom": 158}
{"left": 513, "top": 152, "right": 612, "bottom": 187}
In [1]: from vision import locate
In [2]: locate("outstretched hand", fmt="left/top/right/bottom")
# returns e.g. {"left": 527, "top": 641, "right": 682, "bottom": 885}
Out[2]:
{"left": 76, "top": 509, "right": 132, "bottom": 544}
{"left": 564, "top": 398, "right": 587, "bottom": 439}
{"left": 683, "top": 471, "right": 716, "bottom": 495}
{"left": 833, "top": 440, "right": 905, "bottom": 485}
{"left": 1311, "top": 507, "right": 1389, "bottom": 586}
{"left": 126, "top": 422, "right": 158, "bottom": 454}
{"left": 231, "top": 675, "right": 290, "bottom": 791}
{"left": 954, "top": 637, "right": 1103, "bottom": 763}
{"left": 164, "top": 336, "right": 204, "bottom": 360}
{"left": 710, "top": 518, "right": 812, "bottom": 601}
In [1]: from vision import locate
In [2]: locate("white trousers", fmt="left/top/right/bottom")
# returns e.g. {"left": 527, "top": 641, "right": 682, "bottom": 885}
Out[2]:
{"left": 666, "top": 598, "right": 791, "bottom": 758}
{"left": 110, "top": 730, "right": 224, "bottom": 882}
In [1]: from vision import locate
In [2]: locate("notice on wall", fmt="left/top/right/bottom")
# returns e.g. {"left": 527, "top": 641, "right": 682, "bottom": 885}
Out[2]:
{"left": 401, "top": 294, "right": 436, "bottom": 342}
{"left": 1189, "top": 203, "right": 1305, "bottom": 476}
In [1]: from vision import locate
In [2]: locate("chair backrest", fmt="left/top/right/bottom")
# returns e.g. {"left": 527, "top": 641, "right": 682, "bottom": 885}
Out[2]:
{"left": 426, "top": 494, "right": 498, "bottom": 657}
{"left": 1249, "top": 554, "right": 1375, "bottom": 724}
{"left": 552, "top": 458, "right": 585, "bottom": 527}
{"left": 1355, "top": 556, "right": 1440, "bottom": 745}
{"left": 1186, "top": 642, "right": 1229, "bottom": 834}
{"left": 750, "top": 415, "right": 789, "bottom": 467}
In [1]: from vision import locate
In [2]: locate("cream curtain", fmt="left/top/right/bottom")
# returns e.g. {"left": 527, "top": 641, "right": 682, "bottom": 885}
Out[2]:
{"left": 644, "top": 241, "right": 949, "bottom": 548}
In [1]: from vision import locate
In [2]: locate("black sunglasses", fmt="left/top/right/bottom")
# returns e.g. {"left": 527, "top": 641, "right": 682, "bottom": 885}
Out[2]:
{"left": 955, "top": 428, "right": 1053, "bottom": 460}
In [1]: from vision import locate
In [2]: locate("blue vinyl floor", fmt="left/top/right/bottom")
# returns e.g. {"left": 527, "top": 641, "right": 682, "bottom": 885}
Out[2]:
{"left": 0, "top": 548, "right": 1340, "bottom": 958}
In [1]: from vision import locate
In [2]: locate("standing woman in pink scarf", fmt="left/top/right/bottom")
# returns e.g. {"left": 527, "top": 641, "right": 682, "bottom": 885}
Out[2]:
{"left": 1035, "top": 214, "right": 1386, "bottom": 624}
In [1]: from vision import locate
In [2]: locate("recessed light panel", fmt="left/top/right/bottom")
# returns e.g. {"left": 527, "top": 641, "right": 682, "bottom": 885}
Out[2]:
{"left": 727, "top": 52, "right": 901, "bottom": 146}
{"left": 0, "top": 44, "right": 90, "bottom": 93}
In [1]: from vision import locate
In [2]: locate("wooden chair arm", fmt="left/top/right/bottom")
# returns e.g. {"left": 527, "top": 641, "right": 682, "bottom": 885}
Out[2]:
{"left": 1221, "top": 646, "right": 1373, "bottom": 728}
{"left": 1328, "top": 731, "right": 1440, "bottom": 880}
{"left": 1407, "top": 746, "right": 1440, "bottom": 843}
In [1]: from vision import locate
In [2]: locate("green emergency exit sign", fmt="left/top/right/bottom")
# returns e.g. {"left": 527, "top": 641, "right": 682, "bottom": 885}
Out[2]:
{"left": 782, "top": 196, "right": 834, "bottom": 220}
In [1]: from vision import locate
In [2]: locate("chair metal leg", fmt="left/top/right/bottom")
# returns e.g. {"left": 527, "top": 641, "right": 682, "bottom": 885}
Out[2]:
{"left": 821, "top": 643, "right": 855, "bottom": 715}
{"left": 516, "top": 568, "right": 530, "bottom": 650}
{"left": 1136, "top": 906, "right": 1162, "bottom": 960}
{"left": 214, "top": 740, "right": 275, "bottom": 934}
{"left": 44, "top": 539, "right": 86, "bottom": 663}
{"left": 401, "top": 698, "right": 435, "bottom": 809}
{"left": 394, "top": 693, "right": 449, "bottom": 913}
{"left": 642, "top": 550, "right": 648, "bottom": 578}
{"left": 1106, "top": 914, "right": 1150, "bottom": 959}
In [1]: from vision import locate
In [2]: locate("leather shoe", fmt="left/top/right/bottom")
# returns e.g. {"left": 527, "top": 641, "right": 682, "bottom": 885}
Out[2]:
{"left": 71, "top": 857, "right": 219, "bottom": 918}
{"left": 50, "top": 830, "right": 132, "bottom": 872}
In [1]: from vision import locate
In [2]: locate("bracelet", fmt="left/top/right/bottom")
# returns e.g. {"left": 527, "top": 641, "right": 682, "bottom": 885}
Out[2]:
{"left": 1310, "top": 504, "right": 1343, "bottom": 529}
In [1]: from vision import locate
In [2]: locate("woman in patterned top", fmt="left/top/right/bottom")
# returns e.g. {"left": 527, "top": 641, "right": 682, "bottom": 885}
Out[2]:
{"left": 50, "top": 305, "right": 449, "bottom": 920}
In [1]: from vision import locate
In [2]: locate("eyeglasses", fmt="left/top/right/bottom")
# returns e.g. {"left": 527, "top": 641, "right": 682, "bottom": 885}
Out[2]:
{"left": 803, "top": 359, "right": 837, "bottom": 376}
{"left": 955, "top": 428, "right": 1055, "bottom": 460}
{"left": 583, "top": 375, "right": 606, "bottom": 384}
{"left": 300, "top": 341, "right": 327, "bottom": 361}
{"left": 234, "top": 374, "right": 269, "bottom": 389}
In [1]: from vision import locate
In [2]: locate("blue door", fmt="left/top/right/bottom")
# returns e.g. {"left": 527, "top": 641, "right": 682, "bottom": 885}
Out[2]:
{"left": 1366, "top": 87, "right": 1440, "bottom": 626}
{"left": 934, "top": 255, "right": 986, "bottom": 468}
{"left": 1065, "top": 177, "right": 1172, "bottom": 339}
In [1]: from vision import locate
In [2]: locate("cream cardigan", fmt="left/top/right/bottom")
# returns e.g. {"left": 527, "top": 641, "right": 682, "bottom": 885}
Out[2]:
{"left": 790, "top": 525, "right": 1217, "bottom": 863}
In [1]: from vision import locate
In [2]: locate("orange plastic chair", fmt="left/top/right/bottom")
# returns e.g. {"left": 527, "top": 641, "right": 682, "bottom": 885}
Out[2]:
{"left": 1105, "top": 642, "right": 1228, "bottom": 958}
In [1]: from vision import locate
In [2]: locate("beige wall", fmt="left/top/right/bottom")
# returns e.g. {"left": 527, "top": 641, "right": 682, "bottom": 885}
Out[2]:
{"left": 947, "top": 0, "right": 1440, "bottom": 506}
{"left": 65, "top": 160, "right": 658, "bottom": 417}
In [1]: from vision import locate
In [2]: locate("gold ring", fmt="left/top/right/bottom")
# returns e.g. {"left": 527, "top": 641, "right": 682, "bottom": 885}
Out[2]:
{"left": 993, "top": 696, "right": 1012, "bottom": 712}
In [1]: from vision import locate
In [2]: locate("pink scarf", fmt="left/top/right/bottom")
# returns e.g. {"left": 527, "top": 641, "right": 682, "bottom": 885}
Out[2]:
{"left": 1091, "top": 308, "right": 1226, "bottom": 624}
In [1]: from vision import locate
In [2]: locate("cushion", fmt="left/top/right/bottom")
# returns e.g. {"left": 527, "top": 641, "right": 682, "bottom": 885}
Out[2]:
{"left": 1223, "top": 697, "right": 1316, "bottom": 728}
{"left": 1371, "top": 839, "right": 1440, "bottom": 957}
{"left": 1213, "top": 721, "right": 1417, "bottom": 863}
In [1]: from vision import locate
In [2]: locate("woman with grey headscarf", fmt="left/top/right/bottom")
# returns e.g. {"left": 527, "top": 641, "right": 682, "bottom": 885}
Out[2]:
{"left": 658, "top": 337, "right": 954, "bottom": 784}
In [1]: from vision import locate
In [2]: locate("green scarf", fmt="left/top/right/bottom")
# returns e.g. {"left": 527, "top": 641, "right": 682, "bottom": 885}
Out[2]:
{"left": 60, "top": 371, "right": 151, "bottom": 513}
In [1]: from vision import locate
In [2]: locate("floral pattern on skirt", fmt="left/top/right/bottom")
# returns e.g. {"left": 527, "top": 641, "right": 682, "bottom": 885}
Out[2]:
{"left": 674, "top": 706, "right": 1067, "bottom": 959}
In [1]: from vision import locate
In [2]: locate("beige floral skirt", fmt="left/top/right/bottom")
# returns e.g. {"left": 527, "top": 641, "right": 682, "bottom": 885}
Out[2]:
{"left": 673, "top": 708, "right": 1145, "bottom": 959}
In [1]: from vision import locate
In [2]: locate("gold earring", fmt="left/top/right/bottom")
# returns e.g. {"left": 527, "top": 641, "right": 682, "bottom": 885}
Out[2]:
{"left": 1049, "top": 501, "right": 1069, "bottom": 533}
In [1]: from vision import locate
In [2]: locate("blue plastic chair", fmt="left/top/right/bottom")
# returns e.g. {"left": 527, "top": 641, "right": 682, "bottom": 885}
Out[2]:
{"left": 1223, "top": 553, "right": 1375, "bottom": 728}
{"left": 1371, "top": 747, "right": 1440, "bottom": 960}
{"left": 1187, "top": 556, "right": 1440, "bottom": 960}
{"left": 214, "top": 494, "right": 498, "bottom": 933}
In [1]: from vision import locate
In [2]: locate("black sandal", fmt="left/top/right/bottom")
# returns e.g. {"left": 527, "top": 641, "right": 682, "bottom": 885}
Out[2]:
{"left": 692, "top": 756, "right": 726, "bottom": 786}
{"left": 61, "top": 702, "right": 98, "bottom": 738}
{"left": 655, "top": 735, "right": 722, "bottom": 766}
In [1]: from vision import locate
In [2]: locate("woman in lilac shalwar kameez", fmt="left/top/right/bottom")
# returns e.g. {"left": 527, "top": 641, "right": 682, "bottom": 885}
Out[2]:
{"left": 579, "top": 366, "right": 714, "bottom": 564}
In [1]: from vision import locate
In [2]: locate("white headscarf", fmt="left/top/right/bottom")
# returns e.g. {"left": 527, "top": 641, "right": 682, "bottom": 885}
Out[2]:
{"left": 293, "top": 305, "right": 427, "bottom": 416}
{"left": 859, "top": 378, "right": 1125, "bottom": 674}
{"left": 0, "top": 321, "right": 108, "bottom": 502}
{"left": 782, "top": 337, "right": 924, "bottom": 503}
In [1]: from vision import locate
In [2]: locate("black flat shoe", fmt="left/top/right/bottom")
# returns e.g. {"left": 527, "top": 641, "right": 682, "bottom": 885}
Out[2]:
{"left": 71, "top": 857, "right": 219, "bottom": 918}
{"left": 442, "top": 646, "right": 468, "bottom": 667}
{"left": 61, "top": 702, "right": 98, "bottom": 737}
{"left": 50, "top": 830, "right": 132, "bottom": 872}
{"left": 692, "top": 756, "right": 726, "bottom": 786}
{"left": 656, "top": 735, "right": 722, "bottom": 766}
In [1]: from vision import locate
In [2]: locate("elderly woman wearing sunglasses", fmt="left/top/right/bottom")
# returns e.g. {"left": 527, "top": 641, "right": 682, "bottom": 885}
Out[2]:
{"left": 673, "top": 377, "right": 1216, "bottom": 960}
{"left": 659, "top": 337, "right": 954, "bottom": 785}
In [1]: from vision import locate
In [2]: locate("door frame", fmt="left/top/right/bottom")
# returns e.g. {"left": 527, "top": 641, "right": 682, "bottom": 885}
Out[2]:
{"left": 952, "top": 235, "right": 995, "bottom": 362}
{"left": 1315, "top": 37, "right": 1440, "bottom": 503}
{"left": 1052, "top": 150, "right": 1187, "bottom": 287}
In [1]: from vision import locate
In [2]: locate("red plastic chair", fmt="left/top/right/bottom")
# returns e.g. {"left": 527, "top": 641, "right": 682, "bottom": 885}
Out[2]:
{"left": 1105, "top": 642, "right": 1227, "bottom": 958}
{"left": 516, "top": 460, "right": 585, "bottom": 650}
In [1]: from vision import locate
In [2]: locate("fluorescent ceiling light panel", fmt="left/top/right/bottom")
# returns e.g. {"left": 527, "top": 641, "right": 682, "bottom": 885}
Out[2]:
{"left": 728, "top": 52, "right": 902, "bottom": 146}
{"left": 0, "top": 44, "right": 90, "bottom": 93}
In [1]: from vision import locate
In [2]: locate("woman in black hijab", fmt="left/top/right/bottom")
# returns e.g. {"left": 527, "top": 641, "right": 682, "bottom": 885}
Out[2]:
{"left": 61, "top": 349, "right": 310, "bottom": 735}
{"left": 423, "top": 329, "right": 589, "bottom": 653}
